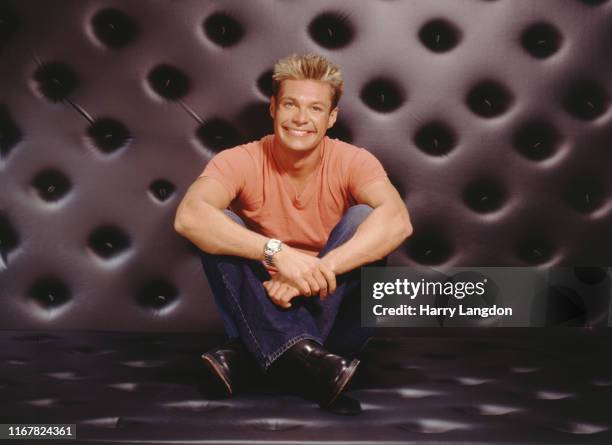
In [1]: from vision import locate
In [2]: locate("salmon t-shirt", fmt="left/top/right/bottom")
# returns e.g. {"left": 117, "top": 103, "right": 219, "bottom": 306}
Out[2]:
{"left": 198, "top": 134, "right": 388, "bottom": 257}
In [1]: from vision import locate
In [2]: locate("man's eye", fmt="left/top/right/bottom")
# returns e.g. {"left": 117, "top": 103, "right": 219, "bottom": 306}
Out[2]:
{"left": 312, "top": 106, "right": 323, "bottom": 112}
{"left": 283, "top": 102, "right": 294, "bottom": 108}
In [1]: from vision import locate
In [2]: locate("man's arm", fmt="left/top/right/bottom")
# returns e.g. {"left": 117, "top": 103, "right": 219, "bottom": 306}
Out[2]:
{"left": 173, "top": 177, "right": 269, "bottom": 260}
{"left": 174, "top": 176, "right": 336, "bottom": 299}
{"left": 321, "top": 178, "right": 413, "bottom": 275}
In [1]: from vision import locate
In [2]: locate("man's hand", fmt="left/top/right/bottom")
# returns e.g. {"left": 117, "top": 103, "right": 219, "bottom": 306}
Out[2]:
{"left": 272, "top": 245, "right": 337, "bottom": 298}
{"left": 262, "top": 279, "right": 301, "bottom": 308}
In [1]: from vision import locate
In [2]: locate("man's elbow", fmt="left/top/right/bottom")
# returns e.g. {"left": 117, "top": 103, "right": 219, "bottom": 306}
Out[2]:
{"left": 173, "top": 215, "right": 189, "bottom": 237}
{"left": 173, "top": 205, "right": 193, "bottom": 236}
{"left": 173, "top": 216, "right": 187, "bottom": 236}
{"left": 403, "top": 223, "right": 413, "bottom": 241}
{"left": 400, "top": 212, "right": 413, "bottom": 241}
{"left": 173, "top": 197, "right": 205, "bottom": 236}
{"left": 383, "top": 205, "right": 413, "bottom": 246}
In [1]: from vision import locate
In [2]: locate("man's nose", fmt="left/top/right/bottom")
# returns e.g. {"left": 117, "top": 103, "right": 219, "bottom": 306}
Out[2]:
{"left": 292, "top": 107, "right": 308, "bottom": 124}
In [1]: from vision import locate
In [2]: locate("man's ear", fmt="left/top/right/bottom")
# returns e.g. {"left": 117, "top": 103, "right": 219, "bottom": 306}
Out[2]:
{"left": 269, "top": 96, "right": 276, "bottom": 119}
{"left": 327, "top": 107, "right": 338, "bottom": 129}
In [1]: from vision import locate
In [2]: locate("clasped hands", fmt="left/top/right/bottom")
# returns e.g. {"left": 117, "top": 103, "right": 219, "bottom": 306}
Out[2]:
{"left": 262, "top": 245, "right": 336, "bottom": 309}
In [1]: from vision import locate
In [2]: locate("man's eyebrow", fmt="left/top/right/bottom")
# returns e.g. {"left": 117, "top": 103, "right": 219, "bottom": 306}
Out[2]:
{"left": 280, "top": 96, "right": 327, "bottom": 106}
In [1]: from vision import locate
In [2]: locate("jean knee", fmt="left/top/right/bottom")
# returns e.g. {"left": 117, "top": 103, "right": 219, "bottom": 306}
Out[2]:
{"left": 344, "top": 204, "right": 373, "bottom": 229}
{"left": 223, "top": 209, "right": 246, "bottom": 227}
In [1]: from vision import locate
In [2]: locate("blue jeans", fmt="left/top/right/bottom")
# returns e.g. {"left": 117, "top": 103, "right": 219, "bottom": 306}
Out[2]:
{"left": 198, "top": 205, "right": 385, "bottom": 371}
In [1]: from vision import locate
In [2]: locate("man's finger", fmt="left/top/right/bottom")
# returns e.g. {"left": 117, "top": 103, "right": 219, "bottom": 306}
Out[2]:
{"left": 272, "top": 295, "right": 285, "bottom": 308}
{"left": 305, "top": 276, "right": 320, "bottom": 296}
{"left": 313, "top": 269, "right": 328, "bottom": 298}
{"left": 267, "top": 280, "right": 281, "bottom": 298}
{"left": 278, "top": 287, "right": 293, "bottom": 308}
{"left": 296, "top": 278, "right": 312, "bottom": 297}
{"left": 320, "top": 265, "right": 337, "bottom": 294}
{"left": 270, "top": 284, "right": 287, "bottom": 307}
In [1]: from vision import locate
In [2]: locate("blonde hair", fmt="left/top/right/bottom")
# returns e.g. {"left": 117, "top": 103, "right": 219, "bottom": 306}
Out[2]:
{"left": 272, "top": 53, "right": 344, "bottom": 108}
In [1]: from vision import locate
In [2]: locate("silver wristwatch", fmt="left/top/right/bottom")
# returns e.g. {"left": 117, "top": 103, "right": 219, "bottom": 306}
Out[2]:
{"left": 264, "top": 238, "right": 283, "bottom": 267}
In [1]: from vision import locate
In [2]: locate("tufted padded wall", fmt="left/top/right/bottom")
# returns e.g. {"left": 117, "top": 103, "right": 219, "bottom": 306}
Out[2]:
{"left": 0, "top": 0, "right": 611, "bottom": 331}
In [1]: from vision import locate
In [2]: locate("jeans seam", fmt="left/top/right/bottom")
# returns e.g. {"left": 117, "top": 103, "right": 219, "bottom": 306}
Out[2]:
{"left": 264, "top": 333, "right": 322, "bottom": 370}
{"left": 219, "top": 268, "right": 266, "bottom": 363}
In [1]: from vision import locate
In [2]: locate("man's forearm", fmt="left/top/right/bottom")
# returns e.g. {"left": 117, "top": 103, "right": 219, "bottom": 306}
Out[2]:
{"left": 322, "top": 205, "right": 412, "bottom": 275}
{"left": 175, "top": 200, "right": 268, "bottom": 260}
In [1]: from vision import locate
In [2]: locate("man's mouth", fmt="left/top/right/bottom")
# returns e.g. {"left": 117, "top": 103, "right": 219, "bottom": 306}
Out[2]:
{"left": 284, "top": 127, "right": 314, "bottom": 137}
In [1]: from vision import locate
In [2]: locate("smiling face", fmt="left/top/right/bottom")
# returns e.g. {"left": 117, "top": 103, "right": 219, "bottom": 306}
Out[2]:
{"left": 270, "top": 79, "right": 338, "bottom": 153}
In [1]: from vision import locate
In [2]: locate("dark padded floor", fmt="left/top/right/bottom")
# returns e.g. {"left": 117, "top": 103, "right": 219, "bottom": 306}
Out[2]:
{"left": 1, "top": 330, "right": 611, "bottom": 445}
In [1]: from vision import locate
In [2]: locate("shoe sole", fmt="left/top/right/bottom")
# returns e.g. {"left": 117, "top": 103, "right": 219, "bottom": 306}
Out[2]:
{"left": 325, "top": 358, "right": 360, "bottom": 407}
{"left": 201, "top": 353, "right": 232, "bottom": 396}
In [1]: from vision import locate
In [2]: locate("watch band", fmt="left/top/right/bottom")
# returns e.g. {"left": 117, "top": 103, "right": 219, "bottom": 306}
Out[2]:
{"left": 264, "top": 239, "right": 282, "bottom": 267}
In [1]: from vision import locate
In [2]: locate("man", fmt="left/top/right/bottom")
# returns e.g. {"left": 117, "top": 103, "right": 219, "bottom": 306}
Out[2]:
{"left": 174, "top": 53, "right": 412, "bottom": 409}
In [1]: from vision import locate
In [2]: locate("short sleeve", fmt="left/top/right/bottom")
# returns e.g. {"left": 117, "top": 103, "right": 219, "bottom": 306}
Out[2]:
{"left": 197, "top": 147, "right": 249, "bottom": 200}
{"left": 347, "top": 148, "right": 388, "bottom": 200}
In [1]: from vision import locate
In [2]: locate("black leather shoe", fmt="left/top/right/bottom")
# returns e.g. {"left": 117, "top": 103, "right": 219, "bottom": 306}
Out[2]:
{"left": 200, "top": 338, "right": 260, "bottom": 397}
{"left": 270, "top": 339, "right": 360, "bottom": 407}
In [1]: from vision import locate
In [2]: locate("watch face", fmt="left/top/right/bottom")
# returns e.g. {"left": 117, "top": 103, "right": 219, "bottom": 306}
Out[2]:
{"left": 268, "top": 239, "right": 281, "bottom": 250}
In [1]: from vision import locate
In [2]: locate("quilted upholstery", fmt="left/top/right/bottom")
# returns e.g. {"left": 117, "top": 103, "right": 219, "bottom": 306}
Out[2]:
{"left": 1, "top": 2, "right": 611, "bottom": 443}
{"left": 1, "top": 0, "right": 611, "bottom": 331}
{"left": 0, "top": 330, "right": 611, "bottom": 444}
